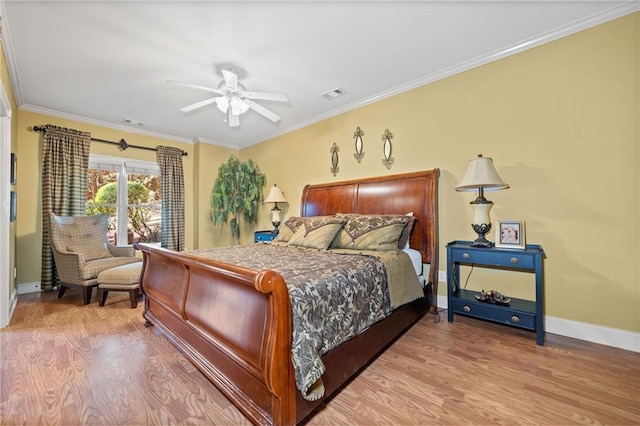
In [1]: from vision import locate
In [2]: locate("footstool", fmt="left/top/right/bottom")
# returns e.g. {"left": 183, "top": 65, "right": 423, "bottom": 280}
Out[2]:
{"left": 97, "top": 261, "right": 143, "bottom": 308}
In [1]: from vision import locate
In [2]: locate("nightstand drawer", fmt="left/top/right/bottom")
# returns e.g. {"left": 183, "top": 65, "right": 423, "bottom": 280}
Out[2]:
{"left": 450, "top": 248, "right": 534, "bottom": 269}
{"left": 450, "top": 298, "right": 535, "bottom": 330}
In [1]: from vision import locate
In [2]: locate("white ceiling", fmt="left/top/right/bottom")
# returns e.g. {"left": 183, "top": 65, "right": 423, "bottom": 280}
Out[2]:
{"left": 1, "top": 1, "right": 637, "bottom": 149}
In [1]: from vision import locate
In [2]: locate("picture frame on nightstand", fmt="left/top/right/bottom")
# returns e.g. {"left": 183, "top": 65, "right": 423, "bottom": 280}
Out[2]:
{"left": 496, "top": 220, "right": 526, "bottom": 249}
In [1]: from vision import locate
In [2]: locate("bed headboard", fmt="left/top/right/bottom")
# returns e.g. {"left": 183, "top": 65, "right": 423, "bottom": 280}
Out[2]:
{"left": 300, "top": 170, "right": 440, "bottom": 284}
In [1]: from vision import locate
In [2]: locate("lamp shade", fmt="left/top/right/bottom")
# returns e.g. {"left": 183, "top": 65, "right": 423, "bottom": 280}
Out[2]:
{"left": 455, "top": 155, "right": 509, "bottom": 192}
{"left": 264, "top": 185, "right": 287, "bottom": 203}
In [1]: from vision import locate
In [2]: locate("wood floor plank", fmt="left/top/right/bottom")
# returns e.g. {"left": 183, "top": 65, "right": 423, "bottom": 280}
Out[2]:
{"left": 1, "top": 290, "right": 638, "bottom": 425}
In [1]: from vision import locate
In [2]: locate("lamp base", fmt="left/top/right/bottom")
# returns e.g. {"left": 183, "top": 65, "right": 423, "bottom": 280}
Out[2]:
{"left": 470, "top": 223, "right": 494, "bottom": 248}
{"left": 271, "top": 221, "right": 281, "bottom": 235}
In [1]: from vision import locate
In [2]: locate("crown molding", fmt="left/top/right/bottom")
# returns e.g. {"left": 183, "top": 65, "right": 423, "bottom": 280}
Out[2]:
{"left": 240, "top": 2, "right": 640, "bottom": 148}
{"left": 7, "top": 2, "right": 638, "bottom": 150}
{"left": 0, "top": 0, "right": 23, "bottom": 107}
{"left": 21, "top": 104, "right": 196, "bottom": 145}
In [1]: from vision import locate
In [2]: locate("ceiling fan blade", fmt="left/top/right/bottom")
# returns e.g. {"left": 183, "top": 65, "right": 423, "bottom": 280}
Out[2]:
{"left": 221, "top": 70, "right": 238, "bottom": 92}
{"left": 167, "top": 80, "right": 222, "bottom": 95}
{"left": 180, "top": 97, "right": 217, "bottom": 112}
{"left": 246, "top": 99, "right": 281, "bottom": 122}
{"left": 228, "top": 112, "right": 240, "bottom": 127}
{"left": 243, "top": 91, "right": 289, "bottom": 102}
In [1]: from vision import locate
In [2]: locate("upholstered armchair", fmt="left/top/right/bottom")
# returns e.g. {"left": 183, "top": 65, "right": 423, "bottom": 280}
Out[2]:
{"left": 49, "top": 212, "right": 141, "bottom": 304}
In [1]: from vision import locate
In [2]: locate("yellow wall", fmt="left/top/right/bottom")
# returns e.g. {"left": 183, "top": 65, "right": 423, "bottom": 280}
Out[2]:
{"left": 5, "top": 13, "right": 638, "bottom": 334}
{"left": 243, "top": 13, "right": 639, "bottom": 332}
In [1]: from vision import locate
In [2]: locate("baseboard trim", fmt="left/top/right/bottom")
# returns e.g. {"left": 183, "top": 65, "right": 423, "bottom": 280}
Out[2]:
{"left": 17, "top": 282, "right": 41, "bottom": 295}
{"left": 436, "top": 295, "right": 639, "bottom": 353}
{"left": 545, "top": 316, "right": 639, "bottom": 353}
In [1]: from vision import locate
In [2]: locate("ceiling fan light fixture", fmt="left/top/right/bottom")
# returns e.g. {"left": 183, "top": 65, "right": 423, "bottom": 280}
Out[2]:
{"left": 230, "top": 97, "right": 250, "bottom": 115}
{"left": 215, "top": 96, "right": 229, "bottom": 113}
{"left": 172, "top": 69, "right": 288, "bottom": 127}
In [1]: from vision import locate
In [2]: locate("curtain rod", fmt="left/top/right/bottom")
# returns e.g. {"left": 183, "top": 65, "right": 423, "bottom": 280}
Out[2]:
{"left": 32, "top": 125, "right": 188, "bottom": 157}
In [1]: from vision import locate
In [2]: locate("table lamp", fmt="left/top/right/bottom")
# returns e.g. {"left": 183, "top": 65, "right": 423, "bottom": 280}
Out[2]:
{"left": 264, "top": 184, "right": 287, "bottom": 234}
{"left": 455, "top": 154, "right": 509, "bottom": 247}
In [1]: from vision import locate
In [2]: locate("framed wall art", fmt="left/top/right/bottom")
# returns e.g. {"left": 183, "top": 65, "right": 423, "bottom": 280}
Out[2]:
{"left": 353, "top": 126, "right": 364, "bottom": 163}
{"left": 10, "top": 191, "right": 16, "bottom": 222}
{"left": 10, "top": 153, "right": 16, "bottom": 185}
{"left": 496, "top": 220, "right": 526, "bottom": 249}
{"left": 330, "top": 142, "right": 340, "bottom": 176}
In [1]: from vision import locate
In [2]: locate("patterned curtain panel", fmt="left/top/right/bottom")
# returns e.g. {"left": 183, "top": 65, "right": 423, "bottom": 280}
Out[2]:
{"left": 41, "top": 125, "right": 91, "bottom": 290}
{"left": 157, "top": 146, "right": 185, "bottom": 251}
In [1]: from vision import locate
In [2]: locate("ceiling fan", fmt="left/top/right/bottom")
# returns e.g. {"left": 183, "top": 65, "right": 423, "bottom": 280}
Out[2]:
{"left": 169, "top": 70, "right": 288, "bottom": 127}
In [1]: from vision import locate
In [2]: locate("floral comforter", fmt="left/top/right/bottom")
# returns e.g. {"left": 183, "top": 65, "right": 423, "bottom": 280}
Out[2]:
{"left": 190, "top": 243, "right": 421, "bottom": 400}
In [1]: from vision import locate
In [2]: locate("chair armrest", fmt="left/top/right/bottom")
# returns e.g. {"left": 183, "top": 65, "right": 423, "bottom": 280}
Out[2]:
{"left": 108, "top": 244, "right": 136, "bottom": 257}
{"left": 51, "top": 245, "right": 85, "bottom": 284}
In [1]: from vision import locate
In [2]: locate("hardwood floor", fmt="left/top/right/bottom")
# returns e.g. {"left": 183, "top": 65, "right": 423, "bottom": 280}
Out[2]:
{"left": 1, "top": 290, "right": 638, "bottom": 425}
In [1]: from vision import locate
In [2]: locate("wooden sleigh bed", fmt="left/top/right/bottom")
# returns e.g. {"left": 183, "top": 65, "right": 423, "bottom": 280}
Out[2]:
{"left": 136, "top": 169, "right": 439, "bottom": 425}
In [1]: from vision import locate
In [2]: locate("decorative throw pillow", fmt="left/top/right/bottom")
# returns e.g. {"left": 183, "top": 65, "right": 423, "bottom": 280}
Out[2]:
{"left": 273, "top": 226, "right": 294, "bottom": 243}
{"left": 65, "top": 214, "right": 113, "bottom": 261}
{"left": 287, "top": 216, "right": 346, "bottom": 250}
{"left": 332, "top": 213, "right": 412, "bottom": 252}
{"left": 273, "top": 216, "right": 307, "bottom": 242}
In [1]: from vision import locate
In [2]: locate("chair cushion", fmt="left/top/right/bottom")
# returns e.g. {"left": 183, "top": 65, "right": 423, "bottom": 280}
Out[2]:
{"left": 52, "top": 214, "right": 113, "bottom": 261}
{"left": 98, "top": 262, "right": 143, "bottom": 287}
{"left": 80, "top": 257, "right": 141, "bottom": 281}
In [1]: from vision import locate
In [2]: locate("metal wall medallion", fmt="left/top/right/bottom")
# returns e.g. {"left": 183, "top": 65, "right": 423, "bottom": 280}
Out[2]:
{"left": 381, "top": 129, "right": 395, "bottom": 169}
{"left": 353, "top": 126, "right": 365, "bottom": 163}
{"left": 330, "top": 142, "right": 340, "bottom": 176}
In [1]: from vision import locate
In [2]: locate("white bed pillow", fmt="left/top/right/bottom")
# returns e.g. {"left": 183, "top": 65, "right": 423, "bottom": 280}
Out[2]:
{"left": 402, "top": 247, "right": 425, "bottom": 286}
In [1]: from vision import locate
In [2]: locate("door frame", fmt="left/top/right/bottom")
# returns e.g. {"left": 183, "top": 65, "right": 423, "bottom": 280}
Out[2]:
{"left": 0, "top": 79, "right": 15, "bottom": 328}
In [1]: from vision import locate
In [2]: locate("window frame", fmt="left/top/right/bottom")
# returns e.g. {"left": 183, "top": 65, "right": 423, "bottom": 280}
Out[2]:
{"left": 88, "top": 154, "right": 161, "bottom": 246}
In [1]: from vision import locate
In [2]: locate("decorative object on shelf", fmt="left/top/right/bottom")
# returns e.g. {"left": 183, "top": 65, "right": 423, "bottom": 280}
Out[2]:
{"left": 211, "top": 155, "right": 266, "bottom": 245}
{"left": 475, "top": 289, "right": 511, "bottom": 306}
{"left": 330, "top": 143, "right": 340, "bottom": 176}
{"left": 10, "top": 153, "right": 16, "bottom": 185}
{"left": 381, "top": 129, "right": 394, "bottom": 169}
{"left": 455, "top": 154, "right": 509, "bottom": 248}
{"left": 263, "top": 184, "right": 288, "bottom": 235}
{"left": 496, "top": 220, "right": 526, "bottom": 249}
{"left": 353, "top": 127, "right": 365, "bottom": 163}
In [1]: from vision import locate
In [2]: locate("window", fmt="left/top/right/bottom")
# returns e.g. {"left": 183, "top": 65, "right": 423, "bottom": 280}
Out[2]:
{"left": 86, "top": 154, "right": 161, "bottom": 246}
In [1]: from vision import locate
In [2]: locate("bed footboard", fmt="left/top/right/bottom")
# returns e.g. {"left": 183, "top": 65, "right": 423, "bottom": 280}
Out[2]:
{"left": 137, "top": 243, "right": 296, "bottom": 425}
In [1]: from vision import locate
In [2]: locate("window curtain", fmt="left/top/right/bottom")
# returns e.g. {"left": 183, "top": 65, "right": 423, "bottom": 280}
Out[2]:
{"left": 41, "top": 125, "right": 91, "bottom": 290}
{"left": 156, "top": 146, "right": 185, "bottom": 251}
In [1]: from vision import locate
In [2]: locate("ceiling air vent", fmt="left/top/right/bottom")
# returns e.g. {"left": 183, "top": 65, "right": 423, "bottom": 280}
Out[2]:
{"left": 321, "top": 87, "right": 347, "bottom": 100}
{"left": 122, "top": 118, "right": 144, "bottom": 127}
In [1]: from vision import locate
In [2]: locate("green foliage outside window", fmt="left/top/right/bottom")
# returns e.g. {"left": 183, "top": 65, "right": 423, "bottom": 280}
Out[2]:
{"left": 211, "top": 155, "right": 266, "bottom": 245}
{"left": 87, "top": 181, "right": 160, "bottom": 242}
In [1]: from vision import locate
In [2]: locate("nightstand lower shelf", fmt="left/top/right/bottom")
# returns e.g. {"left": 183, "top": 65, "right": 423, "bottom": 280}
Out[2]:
{"left": 450, "top": 289, "right": 536, "bottom": 331}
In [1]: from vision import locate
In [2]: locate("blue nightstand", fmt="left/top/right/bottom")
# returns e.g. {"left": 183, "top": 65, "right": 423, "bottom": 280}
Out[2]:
{"left": 254, "top": 230, "right": 277, "bottom": 243}
{"left": 447, "top": 240, "right": 545, "bottom": 345}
